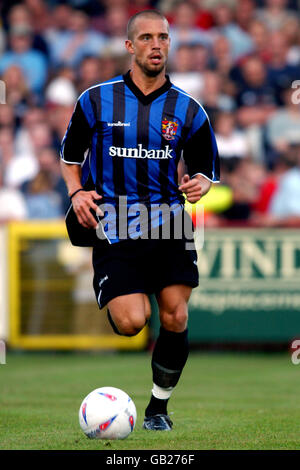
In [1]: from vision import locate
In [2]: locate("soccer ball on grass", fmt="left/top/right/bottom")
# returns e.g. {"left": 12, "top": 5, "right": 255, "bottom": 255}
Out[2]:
{"left": 79, "top": 386, "right": 137, "bottom": 439}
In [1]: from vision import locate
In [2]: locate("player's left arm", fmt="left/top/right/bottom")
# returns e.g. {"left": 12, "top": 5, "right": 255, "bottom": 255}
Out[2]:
{"left": 180, "top": 107, "right": 220, "bottom": 203}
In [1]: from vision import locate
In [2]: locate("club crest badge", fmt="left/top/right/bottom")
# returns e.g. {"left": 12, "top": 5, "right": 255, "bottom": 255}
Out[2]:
{"left": 162, "top": 118, "right": 178, "bottom": 141}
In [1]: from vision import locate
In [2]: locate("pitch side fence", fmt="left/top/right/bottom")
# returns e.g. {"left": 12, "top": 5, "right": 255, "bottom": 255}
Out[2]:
{"left": 1, "top": 222, "right": 300, "bottom": 350}
{"left": 2, "top": 221, "right": 147, "bottom": 350}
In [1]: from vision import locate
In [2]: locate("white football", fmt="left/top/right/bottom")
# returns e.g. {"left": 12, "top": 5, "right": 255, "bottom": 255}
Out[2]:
{"left": 78, "top": 386, "right": 137, "bottom": 440}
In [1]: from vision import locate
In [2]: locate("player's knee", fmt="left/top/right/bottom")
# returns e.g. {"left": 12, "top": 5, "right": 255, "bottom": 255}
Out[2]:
{"left": 161, "top": 307, "right": 188, "bottom": 332}
{"left": 117, "top": 315, "right": 146, "bottom": 337}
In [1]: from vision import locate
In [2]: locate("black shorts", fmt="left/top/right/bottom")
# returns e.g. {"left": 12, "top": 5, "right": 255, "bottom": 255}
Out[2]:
{"left": 92, "top": 237, "right": 199, "bottom": 309}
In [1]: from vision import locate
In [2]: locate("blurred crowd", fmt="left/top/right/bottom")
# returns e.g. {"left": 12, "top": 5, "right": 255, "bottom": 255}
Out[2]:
{"left": 0, "top": 0, "right": 300, "bottom": 227}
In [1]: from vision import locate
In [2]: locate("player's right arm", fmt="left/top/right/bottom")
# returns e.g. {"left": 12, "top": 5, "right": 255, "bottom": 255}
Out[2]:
{"left": 60, "top": 162, "right": 102, "bottom": 228}
{"left": 60, "top": 94, "right": 102, "bottom": 229}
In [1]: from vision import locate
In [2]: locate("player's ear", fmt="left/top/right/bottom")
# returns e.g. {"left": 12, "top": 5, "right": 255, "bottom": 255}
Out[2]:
{"left": 125, "top": 39, "right": 134, "bottom": 55}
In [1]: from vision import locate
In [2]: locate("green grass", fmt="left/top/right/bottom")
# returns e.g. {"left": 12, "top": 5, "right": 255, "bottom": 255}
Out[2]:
{"left": 0, "top": 351, "right": 299, "bottom": 450}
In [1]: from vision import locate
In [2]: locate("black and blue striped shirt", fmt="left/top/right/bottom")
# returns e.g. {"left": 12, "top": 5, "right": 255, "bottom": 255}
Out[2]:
{"left": 61, "top": 71, "right": 220, "bottom": 243}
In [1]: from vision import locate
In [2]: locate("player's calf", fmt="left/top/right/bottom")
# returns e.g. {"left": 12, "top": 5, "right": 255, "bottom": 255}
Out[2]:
{"left": 144, "top": 289, "right": 191, "bottom": 428}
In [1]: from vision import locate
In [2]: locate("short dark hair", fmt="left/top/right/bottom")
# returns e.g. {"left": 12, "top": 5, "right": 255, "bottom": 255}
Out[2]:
{"left": 127, "top": 9, "right": 168, "bottom": 41}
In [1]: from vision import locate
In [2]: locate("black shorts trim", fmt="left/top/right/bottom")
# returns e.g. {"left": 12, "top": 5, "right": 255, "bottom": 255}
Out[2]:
{"left": 153, "top": 278, "right": 199, "bottom": 294}
{"left": 99, "top": 288, "right": 147, "bottom": 310}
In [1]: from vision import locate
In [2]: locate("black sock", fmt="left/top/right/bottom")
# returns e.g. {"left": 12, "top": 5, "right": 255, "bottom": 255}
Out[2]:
{"left": 152, "top": 327, "right": 189, "bottom": 388}
{"left": 145, "top": 395, "right": 169, "bottom": 417}
{"left": 145, "top": 327, "right": 189, "bottom": 417}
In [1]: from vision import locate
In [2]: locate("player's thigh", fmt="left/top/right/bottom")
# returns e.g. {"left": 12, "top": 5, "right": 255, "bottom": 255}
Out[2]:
{"left": 156, "top": 284, "right": 192, "bottom": 332}
{"left": 108, "top": 292, "right": 151, "bottom": 329}
{"left": 92, "top": 239, "right": 150, "bottom": 310}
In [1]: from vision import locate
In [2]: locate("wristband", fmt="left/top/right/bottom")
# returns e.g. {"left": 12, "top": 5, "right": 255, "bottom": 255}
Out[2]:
{"left": 69, "top": 188, "right": 84, "bottom": 200}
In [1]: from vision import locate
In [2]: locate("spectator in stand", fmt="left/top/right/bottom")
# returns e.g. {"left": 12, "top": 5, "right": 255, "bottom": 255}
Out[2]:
{"left": 251, "top": 153, "right": 294, "bottom": 219}
{"left": 0, "top": 162, "right": 27, "bottom": 222}
{"left": 160, "top": 0, "right": 213, "bottom": 30}
{"left": 256, "top": 0, "right": 295, "bottom": 32}
{"left": 76, "top": 56, "right": 102, "bottom": 94}
{"left": 44, "top": 3, "right": 73, "bottom": 63}
{"left": 89, "top": 0, "right": 128, "bottom": 31}
{"left": 1, "top": 65, "right": 35, "bottom": 122}
{"left": 192, "top": 43, "right": 210, "bottom": 73}
{"left": 25, "top": 121, "right": 54, "bottom": 156}
{"left": 45, "top": 76, "right": 77, "bottom": 108}
{"left": 50, "top": 103, "right": 76, "bottom": 154}
{"left": 248, "top": 19, "right": 272, "bottom": 63}
{"left": 188, "top": 0, "right": 214, "bottom": 30}
{"left": 0, "top": 23, "right": 48, "bottom": 97}
{"left": 59, "top": 65, "right": 77, "bottom": 83}
{"left": 128, "top": 0, "right": 154, "bottom": 17}
{"left": 215, "top": 111, "right": 250, "bottom": 163}
{"left": 0, "top": 18, "right": 5, "bottom": 56}
{"left": 200, "top": 71, "right": 235, "bottom": 124}
{"left": 220, "top": 158, "right": 266, "bottom": 222}
{"left": 169, "top": 41, "right": 210, "bottom": 95}
{"left": 102, "top": 6, "right": 129, "bottom": 56}
{"left": 0, "top": 103, "right": 16, "bottom": 130}
{"left": 23, "top": 0, "right": 50, "bottom": 35}
{"left": 23, "top": 168, "right": 64, "bottom": 220}
{"left": 97, "top": 52, "right": 120, "bottom": 83}
{"left": 0, "top": 126, "right": 16, "bottom": 169}
{"left": 267, "top": 31, "right": 300, "bottom": 105}
{"left": 211, "top": 2, "right": 254, "bottom": 61}
{"left": 234, "top": 55, "right": 277, "bottom": 127}
{"left": 10, "top": 117, "right": 54, "bottom": 188}
{"left": 281, "top": 16, "right": 300, "bottom": 66}
{"left": 14, "top": 106, "right": 47, "bottom": 156}
{"left": 21, "top": 147, "right": 69, "bottom": 214}
{"left": 48, "top": 8, "right": 107, "bottom": 68}
{"left": 230, "top": 55, "right": 278, "bottom": 164}
{"left": 266, "top": 87, "right": 300, "bottom": 156}
{"left": 169, "top": 43, "right": 204, "bottom": 100}
{"left": 0, "top": 125, "right": 39, "bottom": 188}
{"left": 263, "top": 145, "right": 300, "bottom": 226}
{"left": 210, "top": 35, "right": 234, "bottom": 78}
{"left": 7, "top": 3, "right": 49, "bottom": 59}
{"left": 45, "top": 76, "right": 76, "bottom": 152}
{"left": 168, "top": 1, "right": 212, "bottom": 62}
{"left": 235, "top": 0, "right": 256, "bottom": 33}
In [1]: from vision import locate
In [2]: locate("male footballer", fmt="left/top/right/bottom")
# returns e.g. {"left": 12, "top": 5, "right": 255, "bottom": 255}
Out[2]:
{"left": 60, "top": 10, "right": 220, "bottom": 431}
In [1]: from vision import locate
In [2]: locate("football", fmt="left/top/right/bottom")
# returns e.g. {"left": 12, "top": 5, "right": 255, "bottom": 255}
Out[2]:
{"left": 78, "top": 386, "right": 137, "bottom": 439}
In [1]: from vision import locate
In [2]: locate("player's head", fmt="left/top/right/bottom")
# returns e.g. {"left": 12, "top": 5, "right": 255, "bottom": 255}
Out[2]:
{"left": 125, "top": 10, "right": 170, "bottom": 77}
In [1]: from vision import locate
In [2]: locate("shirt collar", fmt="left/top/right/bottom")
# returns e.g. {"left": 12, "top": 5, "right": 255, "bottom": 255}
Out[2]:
{"left": 123, "top": 70, "right": 172, "bottom": 105}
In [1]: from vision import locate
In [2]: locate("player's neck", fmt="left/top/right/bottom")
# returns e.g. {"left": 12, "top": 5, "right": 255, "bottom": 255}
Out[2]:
{"left": 129, "top": 66, "right": 167, "bottom": 96}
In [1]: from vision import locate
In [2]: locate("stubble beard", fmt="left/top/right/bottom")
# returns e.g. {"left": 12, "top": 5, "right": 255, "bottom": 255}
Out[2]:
{"left": 135, "top": 56, "right": 166, "bottom": 78}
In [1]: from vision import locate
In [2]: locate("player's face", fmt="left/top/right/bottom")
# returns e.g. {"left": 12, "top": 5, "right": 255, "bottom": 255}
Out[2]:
{"left": 126, "top": 17, "right": 170, "bottom": 77}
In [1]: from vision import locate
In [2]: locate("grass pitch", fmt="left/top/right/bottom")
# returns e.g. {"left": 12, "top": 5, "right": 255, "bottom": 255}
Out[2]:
{"left": 0, "top": 351, "right": 299, "bottom": 450}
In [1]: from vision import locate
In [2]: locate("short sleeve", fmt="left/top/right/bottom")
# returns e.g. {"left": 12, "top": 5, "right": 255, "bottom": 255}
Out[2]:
{"left": 182, "top": 105, "right": 220, "bottom": 182}
{"left": 60, "top": 92, "right": 95, "bottom": 165}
